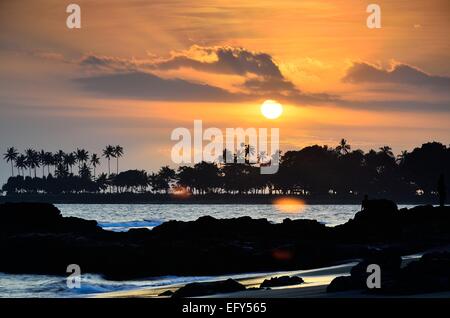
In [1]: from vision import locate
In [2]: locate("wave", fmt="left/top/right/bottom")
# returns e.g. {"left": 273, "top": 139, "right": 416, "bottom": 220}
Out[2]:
{"left": 98, "top": 220, "right": 162, "bottom": 232}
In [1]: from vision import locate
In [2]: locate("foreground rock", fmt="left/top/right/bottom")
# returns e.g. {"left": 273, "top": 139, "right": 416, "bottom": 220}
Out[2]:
{"left": 260, "top": 276, "right": 304, "bottom": 288}
{"left": 327, "top": 249, "right": 401, "bottom": 293}
{"left": 172, "top": 279, "right": 245, "bottom": 298}
{"left": 327, "top": 251, "right": 450, "bottom": 294}
{"left": 1, "top": 200, "right": 450, "bottom": 284}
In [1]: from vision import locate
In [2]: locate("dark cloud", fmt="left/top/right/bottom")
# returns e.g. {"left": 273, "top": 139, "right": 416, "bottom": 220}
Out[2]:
{"left": 73, "top": 52, "right": 449, "bottom": 112}
{"left": 74, "top": 72, "right": 249, "bottom": 102}
{"left": 240, "top": 77, "right": 299, "bottom": 94}
{"left": 155, "top": 46, "right": 284, "bottom": 79}
{"left": 74, "top": 70, "right": 338, "bottom": 106}
{"left": 343, "top": 62, "right": 450, "bottom": 90}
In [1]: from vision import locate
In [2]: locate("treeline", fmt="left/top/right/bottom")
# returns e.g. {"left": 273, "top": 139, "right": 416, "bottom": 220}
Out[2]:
{"left": 2, "top": 140, "right": 449, "bottom": 196}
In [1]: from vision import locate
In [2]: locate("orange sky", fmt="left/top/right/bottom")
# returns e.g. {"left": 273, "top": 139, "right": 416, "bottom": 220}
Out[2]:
{"left": 0, "top": 0, "right": 449, "bottom": 182}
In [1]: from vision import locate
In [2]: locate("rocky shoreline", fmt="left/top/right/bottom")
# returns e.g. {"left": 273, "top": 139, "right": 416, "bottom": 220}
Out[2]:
{"left": 0, "top": 200, "right": 449, "bottom": 290}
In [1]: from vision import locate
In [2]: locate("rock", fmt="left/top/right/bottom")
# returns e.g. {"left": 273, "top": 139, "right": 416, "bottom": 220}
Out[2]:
{"left": 158, "top": 290, "right": 174, "bottom": 296}
{"left": 260, "top": 276, "right": 304, "bottom": 288}
{"left": 327, "top": 276, "right": 362, "bottom": 293}
{"left": 350, "top": 249, "right": 401, "bottom": 278}
{"left": 172, "top": 279, "right": 246, "bottom": 298}
{"left": 396, "top": 252, "right": 450, "bottom": 293}
{"left": 327, "top": 249, "right": 401, "bottom": 293}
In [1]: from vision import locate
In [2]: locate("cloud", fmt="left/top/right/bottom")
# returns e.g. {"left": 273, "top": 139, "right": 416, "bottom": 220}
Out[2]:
{"left": 153, "top": 45, "right": 284, "bottom": 79}
{"left": 74, "top": 72, "right": 250, "bottom": 102}
{"left": 73, "top": 46, "right": 339, "bottom": 104}
{"left": 342, "top": 62, "right": 450, "bottom": 90}
{"left": 34, "top": 49, "right": 448, "bottom": 111}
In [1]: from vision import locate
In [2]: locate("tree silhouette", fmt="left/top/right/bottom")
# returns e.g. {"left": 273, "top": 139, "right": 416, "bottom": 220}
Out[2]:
{"left": 75, "top": 148, "right": 89, "bottom": 173}
{"left": 90, "top": 153, "right": 100, "bottom": 179}
{"left": 42, "top": 152, "right": 54, "bottom": 176}
{"left": 64, "top": 152, "right": 76, "bottom": 174}
{"left": 25, "top": 149, "right": 39, "bottom": 178}
{"left": 102, "top": 145, "right": 115, "bottom": 175}
{"left": 336, "top": 139, "right": 351, "bottom": 155}
{"left": 15, "top": 154, "right": 27, "bottom": 176}
{"left": 396, "top": 150, "right": 408, "bottom": 165}
{"left": 113, "top": 145, "right": 124, "bottom": 174}
{"left": 4, "top": 147, "right": 18, "bottom": 176}
{"left": 379, "top": 146, "right": 394, "bottom": 157}
{"left": 2, "top": 141, "right": 449, "bottom": 199}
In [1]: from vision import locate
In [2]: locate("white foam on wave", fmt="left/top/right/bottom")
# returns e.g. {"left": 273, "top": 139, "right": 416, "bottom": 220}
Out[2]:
{"left": 98, "top": 220, "right": 162, "bottom": 232}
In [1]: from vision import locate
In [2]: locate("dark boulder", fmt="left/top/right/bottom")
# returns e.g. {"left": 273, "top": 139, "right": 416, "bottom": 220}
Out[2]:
{"left": 396, "top": 252, "right": 450, "bottom": 293}
{"left": 172, "top": 279, "right": 246, "bottom": 298}
{"left": 327, "top": 249, "right": 401, "bottom": 293}
{"left": 327, "top": 276, "right": 361, "bottom": 293}
{"left": 158, "top": 290, "right": 174, "bottom": 296}
{"left": 260, "top": 276, "right": 304, "bottom": 288}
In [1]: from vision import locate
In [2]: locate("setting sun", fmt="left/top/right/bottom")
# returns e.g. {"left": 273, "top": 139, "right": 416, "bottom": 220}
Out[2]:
{"left": 273, "top": 197, "right": 305, "bottom": 214}
{"left": 261, "top": 100, "right": 283, "bottom": 119}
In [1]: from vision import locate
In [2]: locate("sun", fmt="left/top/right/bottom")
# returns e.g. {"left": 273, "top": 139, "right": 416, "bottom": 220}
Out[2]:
{"left": 261, "top": 100, "right": 283, "bottom": 119}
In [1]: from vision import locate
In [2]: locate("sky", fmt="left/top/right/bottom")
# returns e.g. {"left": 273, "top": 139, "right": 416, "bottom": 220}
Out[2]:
{"left": 0, "top": 0, "right": 449, "bottom": 183}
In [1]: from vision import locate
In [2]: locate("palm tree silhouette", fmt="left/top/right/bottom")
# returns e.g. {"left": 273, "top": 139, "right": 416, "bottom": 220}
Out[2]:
{"left": 38, "top": 150, "right": 46, "bottom": 177}
{"left": 379, "top": 146, "right": 394, "bottom": 157}
{"left": 396, "top": 150, "right": 408, "bottom": 165}
{"left": 15, "top": 154, "right": 27, "bottom": 176}
{"left": 42, "top": 152, "right": 54, "bottom": 176}
{"left": 336, "top": 139, "right": 351, "bottom": 155}
{"left": 102, "top": 145, "right": 115, "bottom": 175}
{"left": 90, "top": 153, "right": 100, "bottom": 178}
{"left": 244, "top": 144, "right": 256, "bottom": 164}
{"left": 75, "top": 148, "right": 89, "bottom": 172}
{"left": 257, "top": 151, "right": 268, "bottom": 164}
{"left": 4, "top": 147, "right": 18, "bottom": 176}
{"left": 64, "top": 153, "right": 77, "bottom": 174}
{"left": 113, "top": 145, "right": 124, "bottom": 174}
{"left": 25, "top": 149, "right": 40, "bottom": 177}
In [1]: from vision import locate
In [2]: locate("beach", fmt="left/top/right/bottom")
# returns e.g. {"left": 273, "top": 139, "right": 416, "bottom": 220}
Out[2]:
{"left": 96, "top": 252, "right": 450, "bottom": 298}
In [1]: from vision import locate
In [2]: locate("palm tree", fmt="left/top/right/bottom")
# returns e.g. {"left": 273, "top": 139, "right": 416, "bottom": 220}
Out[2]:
{"left": 52, "top": 151, "right": 64, "bottom": 175}
{"left": 257, "top": 151, "right": 268, "bottom": 164}
{"left": 90, "top": 153, "right": 100, "bottom": 178}
{"left": 336, "top": 139, "right": 351, "bottom": 155}
{"left": 79, "top": 163, "right": 91, "bottom": 179}
{"left": 113, "top": 145, "right": 124, "bottom": 174}
{"left": 55, "top": 163, "right": 68, "bottom": 178}
{"left": 75, "top": 148, "right": 89, "bottom": 172}
{"left": 42, "top": 152, "right": 54, "bottom": 176}
{"left": 396, "top": 150, "right": 408, "bottom": 165}
{"left": 244, "top": 144, "right": 256, "bottom": 164}
{"left": 4, "top": 147, "right": 18, "bottom": 176}
{"left": 38, "top": 150, "right": 46, "bottom": 177}
{"left": 25, "top": 148, "right": 40, "bottom": 177}
{"left": 96, "top": 173, "right": 109, "bottom": 192}
{"left": 15, "top": 154, "right": 27, "bottom": 176}
{"left": 102, "top": 145, "right": 115, "bottom": 175}
{"left": 64, "top": 153, "right": 77, "bottom": 174}
{"left": 379, "top": 146, "right": 394, "bottom": 157}
{"left": 218, "top": 148, "right": 233, "bottom": 165}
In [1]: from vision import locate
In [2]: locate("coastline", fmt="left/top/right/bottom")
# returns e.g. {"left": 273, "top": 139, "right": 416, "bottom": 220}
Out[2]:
{"left": 95, "top": 254, "right": 438, "bottom": 298}
{"left": 94, "top": 260, "right": 360, "bottom": 298}
{"left": 0, "top": 193, "right": 437, "bottom": 205}
{"left": 95, "top": 249, "right": 450, "bottom": 298}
